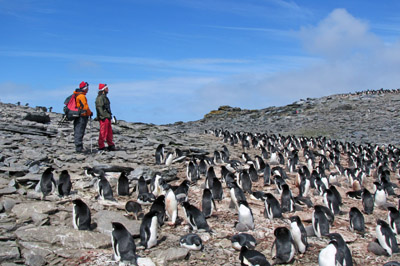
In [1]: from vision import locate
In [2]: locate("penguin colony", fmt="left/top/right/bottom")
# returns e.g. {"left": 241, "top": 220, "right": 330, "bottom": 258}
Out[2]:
{"left": 36, "top": 129, "right": 400, "bottom": 265}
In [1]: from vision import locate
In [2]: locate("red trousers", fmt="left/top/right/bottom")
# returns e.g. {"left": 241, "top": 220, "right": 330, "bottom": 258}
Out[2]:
{"left": 98, "top": 118, "right": 114, "bottom": 149}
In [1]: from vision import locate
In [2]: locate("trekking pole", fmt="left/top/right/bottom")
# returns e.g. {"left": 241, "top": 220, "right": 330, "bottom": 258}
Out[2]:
{"left": 90, "top": 117, "right": 93, "bottom": 154}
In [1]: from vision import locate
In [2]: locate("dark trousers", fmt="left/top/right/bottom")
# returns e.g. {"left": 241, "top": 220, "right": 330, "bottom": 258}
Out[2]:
{"left": 74, "top": 116, "right": 88, "bottom": 151}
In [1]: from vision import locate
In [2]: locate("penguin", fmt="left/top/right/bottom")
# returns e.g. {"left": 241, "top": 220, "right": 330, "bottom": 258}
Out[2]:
{"left": 181, "top": 201, "right": 211, "bottom": 232}
{"left": 40, "top": 167, "right": 56, "bottom": 199}
{"left": 180, "top": 233, "right": 203, "bottom": 251}
{"left": 255, "top": 155, "right": 266, "bottom": 172}
{"left": 72, "top": 199, "right": 92, "bottom": 230}
{"left": 137, "top": 192, "right": 155, "bottom": 205}
{"left": 202, "top": 188, "right": 216, "bottom": 218}
{"left": 263, "top": 163, "right": 273, "bottom": 186}
{"left": 140, "top": 211, "right": 159, "bottom": 249}
{"left": 248, "top": 164, "right": 259, "bottom": 182}
{"left": 155, "top": 144, "right": 165, "bottom": 165}
{"left": 198, "top": 158, "right": 208, "bottom": 177}
{"left": 264, "top": 193, "right": 282, "bottom": 219}
{"left": 374, "top": 183, "right": 387, "bottom": 207}
{"left": 250, "top": 191, "right": 267, "bottom": 201}
{"left": 150, "top": 174, "right": 164, "bottom": 197}
{"left": 328, "top": 233, "right": 353, "bottom": 266}
{"left": 313, "top": 205, "right": 331, "bottom": 238}
{"left": 58, "top": 169, "right": 72, "bottom": 197}
{"left": 289, "top": 215, "right": 308, "bottom": 254}
{"left": 376, "top": 219, "right": 399, "bottom": 256}
{"left": 274, "top": 174, "right": 286, "bottom": 195}
{"left": 329, "top": 185, "right": 342, "bottom": 206}
{"left": 362, "top": 188, "right": 374, "bottom": 214}
{"left": 349, "top": 207, "right": 365, "bottom": 235}
{"left": 206, "top": 166, "right": 217, "bottom": 189}
{"left": 318, "top": 240, "right": 345, "bottom": 266}
{"left": 150, "top": 195, "right": 166, "bottom": 226}
{"left": 281, "top": 184, "right": 295, "bottom": 213}
{"left": 211, "top": 177, "right": 224, "bottom": 202}
{"left": 97, "top": 172, "right": 115, "bottom": 201}
{"left": 117, "top": 172, "right": 130, "bottom": 196}
{"left": 388, "top": 206, "right": 400, "bottom": 235}
{"left": 323, "top": 188, "right": 341, "bottom": 215}
{"left": 229, "top": 181, "right": 247, "bottom": 211}
{"left": 164, "top": 151, "right": 174, "bottom": 167}
{"left": 271, "top": 227, "right": 296, "bottom": 264}
{"left": 239, "top": 246, "right": 271, "bottom": 266}
{"left": 238, "top": 200, "right": 255, "bottom": 231}
{"left": 111, "top": 222, "right": 137, "bottom": 264}
{"left": 137, "top": 176, "right": 149, "bottom": 196}
{"left": 165, "top": 188, "right": 178, "bottom": 226}
{"left": 238, "top": 170, "right": 252, "bottom": 194}
{"left": 174, "top": 180, "right": 190, "bottom": 203}
{"left": 125, "top": 200, "right": 142, "bottom": 220}
{"left": 299, "top": 175, "right": 310, "bottom": 198}
{"left": 187, "top": 160, "right": 199, "bottom": 183}
{"left": 231, "top": 233, "right": 257, "bottom": 251}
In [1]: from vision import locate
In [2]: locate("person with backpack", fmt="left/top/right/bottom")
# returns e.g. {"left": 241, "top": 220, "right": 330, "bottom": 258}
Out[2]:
{"left": 95, "top": 83, "right": 115, "bottom": 151}
{"left": 73, "top": 81, "right": 92, "bottom": 153}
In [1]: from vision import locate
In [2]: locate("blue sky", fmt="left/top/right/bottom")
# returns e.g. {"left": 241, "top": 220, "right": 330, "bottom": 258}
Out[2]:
{"left": 1, "top": 0, "right": 400, "bottom": 124}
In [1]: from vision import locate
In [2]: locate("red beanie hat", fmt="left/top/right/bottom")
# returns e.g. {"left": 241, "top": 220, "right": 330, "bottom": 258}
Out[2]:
{"left": 99, "top": 83, "right": 108, "bottom": 91}
{"left": 79, "top": 81, "right": 89, "bottom": 90}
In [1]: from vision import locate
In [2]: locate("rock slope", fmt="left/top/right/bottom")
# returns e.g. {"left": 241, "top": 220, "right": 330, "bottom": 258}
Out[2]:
{"left": 0, "top": 90, "right": 400, "bottom": 266}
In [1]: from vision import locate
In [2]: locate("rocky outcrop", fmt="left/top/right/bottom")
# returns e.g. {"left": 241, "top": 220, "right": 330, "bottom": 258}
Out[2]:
{"left": 1, "top": 90, "right": 400, "bottom": 266}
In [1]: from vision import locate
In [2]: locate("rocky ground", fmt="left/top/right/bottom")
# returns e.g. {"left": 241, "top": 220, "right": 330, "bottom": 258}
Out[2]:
{"left": 1, "top": 90, "right": 400, "bottom": 266}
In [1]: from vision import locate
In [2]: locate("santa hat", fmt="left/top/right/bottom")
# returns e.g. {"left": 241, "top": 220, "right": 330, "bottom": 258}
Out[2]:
{"left": 79, "top": 81, "right": 89, "bottom": 90}
{"left": 99, "top": 83, "right": 108, "bottom": 91}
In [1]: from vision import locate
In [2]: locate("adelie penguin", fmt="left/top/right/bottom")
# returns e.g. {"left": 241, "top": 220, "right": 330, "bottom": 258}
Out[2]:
{"left": 264, "top": 193, "right": 282, "bottom": 219}
{"left": 181, "top": 201, "right": 211, "bottom": 232}
{"left": 349, "top": 207, "right": 365, "bottom": 235}
{"left": 155, "top": 144, "right": 165, "bottom": 165}
{"left": 362, "top": 188, "right": 374, "bottom": 214}
{"left": 323, "top": 188, "right": 341, "bottom": 215}
{"left": 97, "top": 171, "right": 115, "bottom": 201}
{"left": 229, "top": 181, "right": 247, "bottom": 211}
{"left": 72, "top": 199, "right": 93, "bottom": 230}
{"left": 271, "top": 227, "right": 296, "bottom": 264}
{"left": 180, "top": 233, "right": 203, "bottom": 251}
{"left": 289, "top": 215, "right": 308, "bottom": 254}
{"left": 211, "top": 177, "right": 224, "bottom": 202}
{"left": 150, "top": 195, "right": 166, "bottom": 226}
{"left": 374, "top": 182, "right": 387, "bottom": 208}
{"left": 231, "top": 233, "right": 257, "bottom": 251}
{"left": 165, "top": 188, "right": 178, "bottom": 226}
{"left": 376, "top": 219, "right": 399, "bottom": 256}
{"left": 239, "top": 246, "right": 271, "bottom": 266}
{"left": 318, "top": 239, "right": 345, "bottom": 266}
{"left": 280, "top": 184, "right": 295, "bottom": 213}
{"left": 202, "top": 188, "right": 216, "bottom": 218}
{"left": 237, "top": 200, "right": 255, "bottom": 231}
{"left": 39, "top": 167, "right": 56, "bottom": 199}
{"left": 58, "top": 169, "right": 72, "bottom": 197}
{"left": 313, "top": 205, "right": 332, "bottom": 238}
{"left": 117, "top": 172, "right": 130, "bottom": 196}
{"left": 388, "top": 206, "right": 400, "bottom": 235}
{"left": 140, "top": 211, "right": 160, "bottom": 249}
{"left": 111, "top": 222, "right": 137, "bottom": 265}
{"left": 125, "top": 200, "right": 142, "bottom": 220}
{"left": 328, "top": 233, "right": 353, "bottom": 266}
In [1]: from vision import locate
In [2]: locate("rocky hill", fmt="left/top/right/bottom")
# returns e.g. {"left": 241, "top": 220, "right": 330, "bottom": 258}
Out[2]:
{"left": 1, "top": 90, "right": 400, "bottom": 266}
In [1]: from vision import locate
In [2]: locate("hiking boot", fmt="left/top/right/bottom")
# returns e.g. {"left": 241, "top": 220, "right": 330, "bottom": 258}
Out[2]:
{"left": 108, "top": 145, "right": 116, "bottom": 151}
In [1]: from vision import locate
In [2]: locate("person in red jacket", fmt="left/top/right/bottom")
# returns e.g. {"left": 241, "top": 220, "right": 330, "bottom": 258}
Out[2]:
{"left": 73, "top": 81, "right": 92, "bottom": 153}
{"left": 95, "top": 83, "right": 115, "bottom": 151}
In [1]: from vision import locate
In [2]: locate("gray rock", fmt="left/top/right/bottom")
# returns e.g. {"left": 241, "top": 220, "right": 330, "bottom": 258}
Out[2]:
{"left": 0, "top": 187, "right": 17, "bottom": 196}
{"left": 0, "top": 241, "right": 20, "bottom": 262}
{"left": 154, "top": 247, "right": 189, "bottom": 264}
{"left": 25, "top": 254, "right": 46, "bottom": 266}
{"left": 11, "top": 201, "right": 58, "bottom": 220}
{"left": 93, "top": 210, "right": 141, "bottom": 236}
{"left": 15, "top": 226, "right": 111, "bottom": 249}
